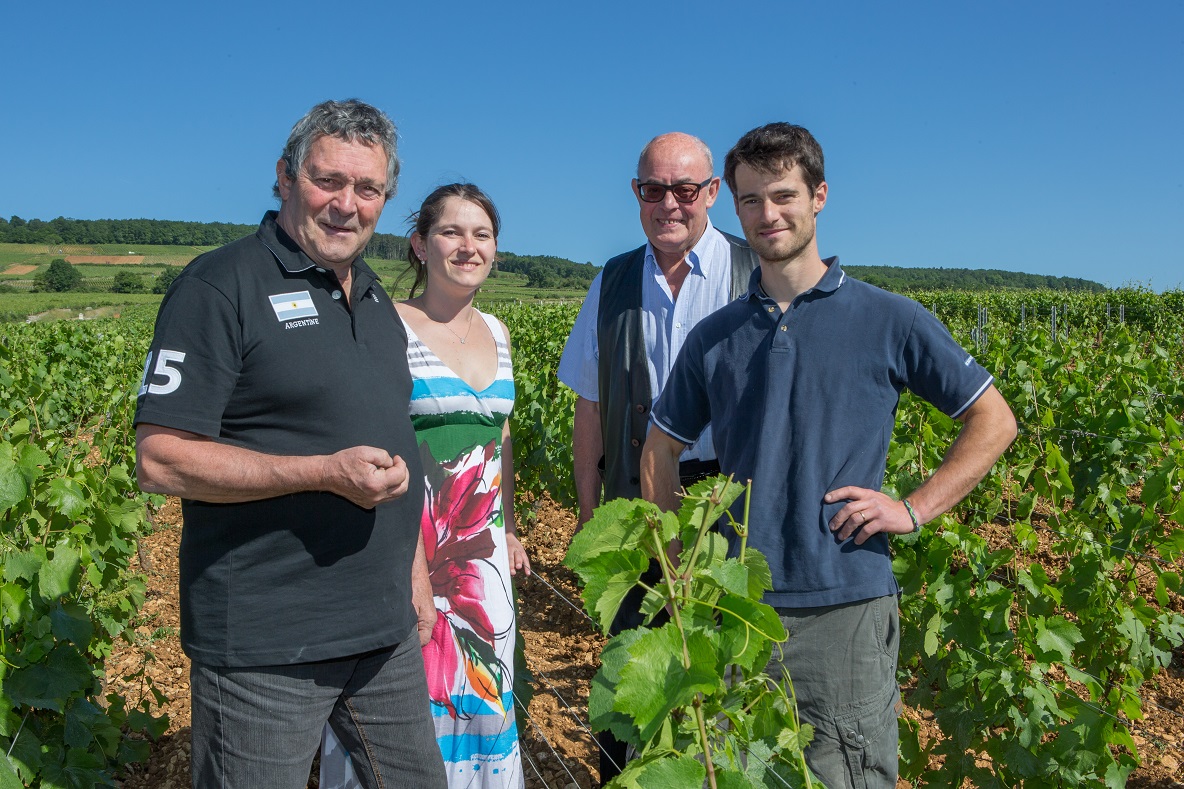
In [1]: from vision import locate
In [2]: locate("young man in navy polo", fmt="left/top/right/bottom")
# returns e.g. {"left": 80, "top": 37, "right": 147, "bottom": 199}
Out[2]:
{"left": 642, "top": 123, "right": 1017, "bottom": 788}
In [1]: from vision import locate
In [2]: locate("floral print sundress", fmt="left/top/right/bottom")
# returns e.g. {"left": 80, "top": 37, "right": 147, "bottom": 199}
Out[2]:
{"left": 408, "top": 310, "right": 522, "bottom": 788}
{"left": 320, "top": 310, "right": 522, "bottom": 789}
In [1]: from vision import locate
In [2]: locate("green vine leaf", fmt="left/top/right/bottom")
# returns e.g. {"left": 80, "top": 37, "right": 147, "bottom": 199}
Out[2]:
{"left": 589, "top": 630, "right": 644, "bottom": 743}
{"left": 47, "top": 477, "right": 87, "bottom": 520}
{"left": 611, "top": 753, "right": 706, "bottom": 788}
{"left": 49, "top": 602, "right": 93, "bottom": 648}
{"left": 703, "top": 558, "right": 749, "bottom": 597}
{"left": 741, "top": 551, "right": 773, "bottom": 598}
{"left": 677, "top": 476, "right": 744, "bottom": 537}
{"left": 717, "top": 595, "right": 787, "bottom": 672}
{"left": 0, "top": 582, "right": 28, "bottom": 627}
{"left": 0, "top": 452, "right": 28, "bottom": 513}
{"left": 17, "top": 443, "right": 51, "bottom": 487}
{"left": 3, "top": 548, "right": 45, "bottom": 584}
{"left": 614, "top": 624, "right": 719, "bottom": 742}
{"left": 4, "top": 646, "right": 94, "bottom": 712}
{"left": 37, "top": 548, "right": 81, "bottom": 603}
{"left": 579, "top": 549, "right": 648, "bottom": 632}
{"left": 565, "top": 499, "right": 667, "bottom": 566}
{"left": 0, "top": 757, "right": 24, "bottom": 789}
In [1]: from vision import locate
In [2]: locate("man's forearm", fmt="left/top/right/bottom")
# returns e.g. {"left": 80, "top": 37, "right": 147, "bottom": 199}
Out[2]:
{"left": 907, "top": 385, "right": 1017, "bottom": 524}
{"left": 641, "top": 427, "right": 686, "bottom": 513}
{"left": 573, "top": 397, "right": 604, "bottom": 525}
{"left": 136, "top": 424, "right": 409, "bottom": 508}
{"left": 137, "top": 426, "right": 327, "bottom": 502}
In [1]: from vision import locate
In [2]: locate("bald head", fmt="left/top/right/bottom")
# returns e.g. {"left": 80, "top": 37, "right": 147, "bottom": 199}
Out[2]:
{"left": 632, "top": 132, "right": 720, "bottom": 270}
{"left": 637, "top": 132, "right": 714, "bottom": 180}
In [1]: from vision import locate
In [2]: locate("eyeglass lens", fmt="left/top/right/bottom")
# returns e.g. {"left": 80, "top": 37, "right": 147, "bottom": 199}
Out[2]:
{"left": 637, "top": 179, "right": 710, "bottom": 203}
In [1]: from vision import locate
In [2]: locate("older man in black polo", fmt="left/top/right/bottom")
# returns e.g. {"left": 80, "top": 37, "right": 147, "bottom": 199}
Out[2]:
{"left": 135, "top": 99, "right": 445, "bottom": 789}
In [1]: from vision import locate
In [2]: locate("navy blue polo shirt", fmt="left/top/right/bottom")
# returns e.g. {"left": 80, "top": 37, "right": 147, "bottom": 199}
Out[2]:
{"left": 135, "top": 212, "right": 424, "bottom": 666}
{"left": 651, "top": 258, "right": 992, "bottom": 608}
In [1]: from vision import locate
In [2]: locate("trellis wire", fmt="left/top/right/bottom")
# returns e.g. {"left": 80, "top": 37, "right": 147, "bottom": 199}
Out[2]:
{"left": 526, "top": 570, "right": 597, "bottom": 628}
{"left": 513, "top": 688, "right": 583, "bottom": 788}
{"left": 520, "top": 745, "right": 554, "bottom": 789}
{"left": 1025, "top": 423, "right": 1179, "bottom": 451}
{"left": 531, "top": 662, "right": 621, "bottom": 774}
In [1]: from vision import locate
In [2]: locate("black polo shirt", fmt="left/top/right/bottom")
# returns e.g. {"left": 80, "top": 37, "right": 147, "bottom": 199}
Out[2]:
{"left": 135, "top": 212, "right": 424, "bottom": 667}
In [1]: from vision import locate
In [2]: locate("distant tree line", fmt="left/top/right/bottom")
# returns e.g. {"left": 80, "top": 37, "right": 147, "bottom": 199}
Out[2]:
{"left": 2, "top": 215, "right": 598, "bottom": 289}
{"left": 363, "top": 233, "right": 409, "bottom": 262}
{"left": 8, "top": 216, "right": 1103, "bottom": 293}
{"left": 30, "top": 259, "right": 181, "bottom": 294}
{"left": 844, "top": 265, "right": 1106, "bottom": 292}
{"left": 495, "top": 253, "right": 599, "bottom": 289}
{"left": 1, "top": 215, "right": 421, "bottom": 265}
{"left": 1, "top": 215, "right": 258, "bottom": 246}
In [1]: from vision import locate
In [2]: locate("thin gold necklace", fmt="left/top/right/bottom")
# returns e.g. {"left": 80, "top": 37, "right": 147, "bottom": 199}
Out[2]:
{"left": 430, "top": 307, "right": 475, "bottom": 344}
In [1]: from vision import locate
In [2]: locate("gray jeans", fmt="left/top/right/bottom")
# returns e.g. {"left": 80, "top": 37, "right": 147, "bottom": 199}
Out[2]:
{"left": 190, "top": 634, "right": 446, "bottom": 789}
{"left": 768, "top": 595, "right": 901, "bottom": 789}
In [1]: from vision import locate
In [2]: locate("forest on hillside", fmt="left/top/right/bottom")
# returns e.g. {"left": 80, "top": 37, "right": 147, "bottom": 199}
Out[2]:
{"left": 845, "top": 264, "right": 1106, "bottom": 292}
{"left": 2, "top": 216, "right": 1107, "bottom": 292}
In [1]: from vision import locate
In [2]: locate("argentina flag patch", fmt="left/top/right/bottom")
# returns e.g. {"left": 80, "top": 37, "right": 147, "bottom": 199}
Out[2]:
{"left": 269, "top": 291, "right": 318, "bottom": 321}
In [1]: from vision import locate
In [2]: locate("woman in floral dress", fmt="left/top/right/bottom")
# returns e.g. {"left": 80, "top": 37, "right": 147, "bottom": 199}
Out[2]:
{"left": 321, "top": 183, "right": 528, "bottom": 789}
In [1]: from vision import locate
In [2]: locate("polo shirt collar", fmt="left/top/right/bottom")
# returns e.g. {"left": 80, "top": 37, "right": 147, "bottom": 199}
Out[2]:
{"left": 744, "top": 255, "right": 844, "bottom": 300}
{"left": 257, "top": 210, "right": 379, "bottom": 291}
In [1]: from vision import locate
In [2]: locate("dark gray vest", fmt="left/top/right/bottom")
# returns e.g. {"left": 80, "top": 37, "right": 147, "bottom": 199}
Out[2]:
{"left": 595, "top": 231, "right": 758, "bottom": 501}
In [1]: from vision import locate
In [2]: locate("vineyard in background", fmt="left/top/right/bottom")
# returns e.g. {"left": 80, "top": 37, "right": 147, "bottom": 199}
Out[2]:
{"left": 0, "top": 287, "right": 1181, "bottom": 786}
{"left": 0, "top": 306, "right": 166, "bottom": 788}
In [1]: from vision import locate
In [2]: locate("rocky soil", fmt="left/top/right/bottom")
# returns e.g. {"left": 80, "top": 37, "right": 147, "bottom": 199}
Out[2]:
{"left": 110, "top": 497, "right": 1182, "bottom": 788}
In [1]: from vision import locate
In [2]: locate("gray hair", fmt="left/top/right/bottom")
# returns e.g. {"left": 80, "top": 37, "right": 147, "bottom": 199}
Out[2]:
{"left": 273, "top": 99, "right": 400, "bottom": 200}
{"left": 636, "top": 132, "right": 714, "bottom": 179}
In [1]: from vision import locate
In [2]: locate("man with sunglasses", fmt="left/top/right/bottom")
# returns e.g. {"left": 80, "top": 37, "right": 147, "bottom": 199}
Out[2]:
{"left": 558, "top": 132, "right": 757, "bottom": 784}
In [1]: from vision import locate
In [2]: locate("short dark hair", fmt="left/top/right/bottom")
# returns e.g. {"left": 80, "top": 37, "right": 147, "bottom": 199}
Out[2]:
{"left": 274, "top": 99, "right": 400, "bottom": 201}
{"left": 723, "top": 123, "right": 825, "bottom": 197}
{"left": 405, "top": 183, "right": 501, "bottom": 297}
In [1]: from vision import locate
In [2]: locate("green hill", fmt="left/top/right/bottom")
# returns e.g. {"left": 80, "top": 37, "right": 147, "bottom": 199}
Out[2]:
{"left": 844, "top": 265, "right": 1105, "bottom": 292}
{"left": 0, "top": 215, "right": 1107, "bottom": 293}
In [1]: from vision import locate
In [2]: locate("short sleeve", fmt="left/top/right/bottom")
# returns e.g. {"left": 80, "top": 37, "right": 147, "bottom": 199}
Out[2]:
{"left": 557, "top": 273, "right": 602, "bottom": 401}
{"left": 134, "top": 275, "right": 243, "bottom": 437}
{"left": 650, "top": 328, "right": 712, "bottom": 447}
{"left": 901, "top": 306, "right": 994, "bottom": 419}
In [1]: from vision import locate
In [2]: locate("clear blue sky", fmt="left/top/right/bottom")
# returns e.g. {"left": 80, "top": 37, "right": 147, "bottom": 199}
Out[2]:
{"left": 4, "top": 1, "right": 1181, "bottom": 289}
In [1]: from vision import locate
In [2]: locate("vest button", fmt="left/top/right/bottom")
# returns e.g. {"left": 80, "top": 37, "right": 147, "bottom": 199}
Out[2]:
{"left": 630, "top": 476, "right": 639, "bottom": 485}
{"left": 635, "top": 404, "right": 647, "bottom": 414}
{"left": 631, "top": 438, "right": 640, "bottom": 447}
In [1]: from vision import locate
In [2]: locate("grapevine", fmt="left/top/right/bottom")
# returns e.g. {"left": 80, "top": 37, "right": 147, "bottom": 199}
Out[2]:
{"left": 0, "top": 288, "right": 1180, "bottom": 786}
{"left": 564, "top": 476, "right": 816, "bottom": 788}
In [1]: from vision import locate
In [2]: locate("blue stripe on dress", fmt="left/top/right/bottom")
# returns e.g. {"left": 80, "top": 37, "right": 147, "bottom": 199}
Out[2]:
{"left": 437, "top": 729, "right": 520, "bottom": 762}
{"left": 411, "top": 377, "right": 516, "bottom": 401}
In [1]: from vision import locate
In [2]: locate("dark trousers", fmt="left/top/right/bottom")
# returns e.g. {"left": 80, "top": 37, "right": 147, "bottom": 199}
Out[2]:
{"left": 597, "top": 560, "right": 666, "bottom": 784}
{"left": 190, "top": 636, "right": 446, "bottom": 789}
{"left": 597, "top": 460, "right": 716, "bottom": 785}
